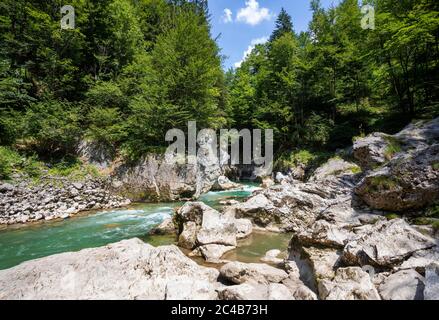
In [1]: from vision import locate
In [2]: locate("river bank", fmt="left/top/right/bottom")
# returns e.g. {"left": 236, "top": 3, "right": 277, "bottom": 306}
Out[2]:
{"left": 0, "top": 118, "right": 438, "bottom": 300}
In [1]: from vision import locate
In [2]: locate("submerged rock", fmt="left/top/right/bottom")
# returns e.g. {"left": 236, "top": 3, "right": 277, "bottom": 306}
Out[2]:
{"left": 0, "top": 239, "right": 220, "bottom": 300}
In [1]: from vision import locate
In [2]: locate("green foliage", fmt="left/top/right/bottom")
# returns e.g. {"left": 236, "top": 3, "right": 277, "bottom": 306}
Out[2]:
{"left": 86, "top": 107, "right": 126, "bottom": 150}
{"left": 385, "top": 213, "right": 400, "bottom": 220}
{"left": 0, "top": 146, "right": 43, "bottom": 179}
{"left": 432, "top": 163, "right": 439, "bottom": 170}
{"left": 0, "top": 146, "right": 21, "bottom": 179}
{"left": 20, "top": 101, "right": 82, "bottom": 158}
{"left": 383, "top": 136, "right": 403, "bottom": 160}
{"left": 274, "top": 149, "right": 332, "bottom": 172}
{"left": 47, "top": 159, "right": 101, "bottom": 180}
{"left": 368, "top": 176, "right": 398, "bottom": 192}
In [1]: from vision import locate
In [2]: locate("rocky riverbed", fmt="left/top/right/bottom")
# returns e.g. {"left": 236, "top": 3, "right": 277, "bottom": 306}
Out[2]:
{"left": 0, "top": 117, "right": 438, "bottom": 300}
{"left": 0, "top": 178, "right": 131, "bottom": 225}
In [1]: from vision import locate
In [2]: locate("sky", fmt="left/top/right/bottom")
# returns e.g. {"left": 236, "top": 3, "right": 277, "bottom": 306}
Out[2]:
{"left": 208, "top": 0, "right": 341, "bottom": 70}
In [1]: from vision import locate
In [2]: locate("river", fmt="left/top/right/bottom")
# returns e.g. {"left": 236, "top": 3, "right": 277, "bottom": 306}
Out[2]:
{"left": 0, "top": 182, "right": 291, "bottom": 270}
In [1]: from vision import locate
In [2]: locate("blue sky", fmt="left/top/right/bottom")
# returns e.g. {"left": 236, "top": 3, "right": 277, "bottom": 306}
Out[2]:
{"left": 208, "top": 0, "right": 340, "bottom": 70}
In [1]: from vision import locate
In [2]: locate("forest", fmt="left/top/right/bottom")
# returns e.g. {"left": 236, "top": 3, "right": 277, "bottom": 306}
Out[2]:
{"left": 0, "top": 0, "right": 438, "bottom": 178}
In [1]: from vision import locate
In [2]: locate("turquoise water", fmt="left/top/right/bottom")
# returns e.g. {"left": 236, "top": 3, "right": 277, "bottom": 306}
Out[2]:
{"left": 0, "top": 183, "right": 260, "bottom": 270}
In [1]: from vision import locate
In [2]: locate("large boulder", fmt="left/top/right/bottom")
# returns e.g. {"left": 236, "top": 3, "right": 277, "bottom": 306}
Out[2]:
{"left": 175, "top": 202, "right": 240, "bottom": 261}
{"left": 219, "top": 262, "right": 288, "bottom": 285}
{"left": 353, "top": 117, "right": 439, "bottom": 170}
{"left": 343, "top": 219, "right": 436, "bottom": 268}
{"left": 355, "top": 144, "right": 439, "bottom": 211}
{"left": 378, "top": 269, "right": 425, "bottom": 300}
{"left": 353, "top": 133, "right": 395, "bottom": 169}
{"left": 218, "top": 282, "right": 295, "bottom": 300}
{"left": 309, "top": 158, "right": 360, "bottom": 182}
{"left": 318, "top": 267, "right": 381, "bottom": 300}
{"left": 0, "top": 239, "right": 220, "bottom": 300}
{"left": 212, "top": 176, "right": 241, "bottom": 191}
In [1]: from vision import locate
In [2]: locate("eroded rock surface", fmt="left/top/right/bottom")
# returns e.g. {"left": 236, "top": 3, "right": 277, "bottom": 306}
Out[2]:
{"left": 0, "top": 239, "right": 220, "bottom": 300}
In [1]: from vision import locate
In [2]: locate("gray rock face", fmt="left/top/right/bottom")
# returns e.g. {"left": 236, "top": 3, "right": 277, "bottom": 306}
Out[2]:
{"left": 212, "top": 176, "right": 241, "bottom": 191}
{"left": 353, "top": 117, "right": 439, "bottom": 170}
{"left": 149, "top": 218, "right": 176, "bottom": 235}
{"left": 309, "top": 158, "right": 360, "bottom": 182}
{"left": 353, "top": 132, "right": 393, "bottom": 169}
{"left": 379, "top": 269, "right": 425, "bottom": 300}
{"left": 175, "top": 202, "right": 243, "bottom": 261}
{"left": 234, "top": 157, "right": 365, "bottom": 233}
{"left": 355, "top": 144, "right": 439, "bottom": 211}
{"left": 219, "top": 262, "right": 288, "bottom": 285}
{"left": 0, "top": 239, "right": 220, "bottom": 300}
{"left": 235, "top": 218, "right": 253, "bottom": 239}
{"left": 318, "top": 267, "right": 381, "bottom": 300}
{"left": 111, "top": 150, "right": 223, "bottom": 202}
{"left": 424, "top": 262, "right": 439, "bottom": 300}
{"left": 0, "top": 177, "right": 131, "bottom": 225}
{"left": 261, "top": 249, "right": 284, "bottom": 266}
{"left": 196, "top": 244, "right": 236, "bottom": 263}
{"left": 353, "top": 117, "right": 439, "bottom": 211}
{"left": 302, "top": 247, "right": 342, "bottom": 281}
{"left": 399, "top": 248, "right": 439, "bottom": 273}
{"left": 343, "top": 219, "right": 436, "bottom": 268}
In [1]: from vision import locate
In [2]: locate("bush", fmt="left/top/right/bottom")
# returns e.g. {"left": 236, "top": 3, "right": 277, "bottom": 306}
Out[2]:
{"left": 0, "top": 146, "right": 21, "bottom": 179}
{"left": 21, "top": 101, "right": 82, "bottom": 158}
{"left": 86, "top": 107, "right": 126, "bottom": 150}
{"left": 0, "top": 147, "right": 43, "bottom": 179}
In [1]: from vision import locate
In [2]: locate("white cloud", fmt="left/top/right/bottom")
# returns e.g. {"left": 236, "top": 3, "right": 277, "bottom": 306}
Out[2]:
{"left": 234, "top": 36, "right": 268, "bottom": 68}
{"left": 221, "top": 8, "right": 233, "bottom": 23}
{"left": 236, "top": 0, "right": 272, "bottom": 26}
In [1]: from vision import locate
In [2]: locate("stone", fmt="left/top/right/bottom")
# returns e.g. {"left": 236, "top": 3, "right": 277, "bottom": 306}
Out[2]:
{"left": 302, "top": 247, "right": 342, "bottom": 281}
{"left": 309, "top": 158, "right": 360, "bottom": 182}
{"left": 220, "top": 262, "right": 288, "bottom": 285}
{"left": 281, "top": 275, "right": 318, "bottom": 300}
{"left": 235, "top": 218, "right": 253, "bottom": 239}
{"left": 267, "top": 283, "right": 294, "bottom": 300}
{"left": 260, "top": 177, "right": 275, "bottom": 189}
{"left": 260, "top": 249, "right": 284, "bottom": 266}
{"left": 197, "top": 244, "right": 235, "bottom": 262}
{"left": 355, "top": 144, "right": 439, "bottom": 211}
{"left": 343, "top": 219, "right": 436, "bottom": 267}
{"left": 178, "top": 221, "right": 198, "bottom": 250}
{"left": 218, "top": 283, "right": 268, "bottom": 300}
{"left": 294, "top": 220, "right": 353, "bottom": 248}
{"left": 318, "top": 267, "right": 381, "bottom": 300}
{"left": 379, "top": 269, "right": 425, "bottom": 300}
{"left": 353, "top": 132, "right": 394, "bottom": 169}
{"left": 0, "top": 239, "right": 220, "bottom": 300}
{"left": 399, "top": 248, "right": 439, "bottom": 273}
{"left": 149, "top": 218, "right": 176, "bottom": 235}
{"left": 424, "top": 262, "right": 439, "bottom": 300}
{"left": 212, "top": 176, "right": 240, "bottom": 191}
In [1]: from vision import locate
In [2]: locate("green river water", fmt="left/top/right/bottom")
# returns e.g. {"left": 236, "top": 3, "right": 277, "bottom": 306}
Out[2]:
{"left": 0, "top": 183, "right": 291, "bottom": 270}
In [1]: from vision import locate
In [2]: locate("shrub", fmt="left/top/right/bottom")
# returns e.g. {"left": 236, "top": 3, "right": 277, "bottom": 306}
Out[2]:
{"left": 383, "top": 136, "right": 402, "bottom": 160}
{"left": 0, "top": 146, "right": 21, "bottom": 179}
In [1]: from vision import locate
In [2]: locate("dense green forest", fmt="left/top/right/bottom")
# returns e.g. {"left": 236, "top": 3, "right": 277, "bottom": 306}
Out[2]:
{"left": 0, "top": 0, "right": 438, "bottom": 178}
